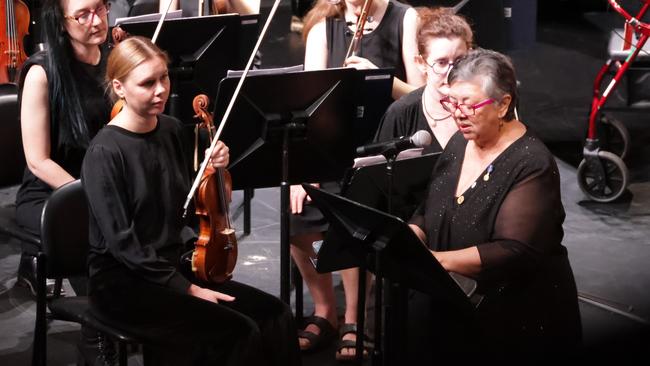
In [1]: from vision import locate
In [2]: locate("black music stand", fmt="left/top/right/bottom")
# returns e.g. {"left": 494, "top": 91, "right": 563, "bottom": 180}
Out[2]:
{"left": 322, "top": 151, "right": 439, "bottom": 364}
{"left": 349, "top": 68, "right": 394, "bottom": 147}
{"left": 211, "top": 68, "right": 363, "bottom": 304}
{"left": 116, "top": 14, "right": 259, "bottom": 122}
{"left": 303, "top": 183, "right": 475, "bottom": 365}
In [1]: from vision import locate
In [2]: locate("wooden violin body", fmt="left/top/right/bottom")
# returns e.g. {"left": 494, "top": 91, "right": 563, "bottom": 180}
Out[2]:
{"left": 0, "top": 0, "right": 29, "bottom": 84}
{"left": 191, "top": 94, "right": 238, "bottom": 283}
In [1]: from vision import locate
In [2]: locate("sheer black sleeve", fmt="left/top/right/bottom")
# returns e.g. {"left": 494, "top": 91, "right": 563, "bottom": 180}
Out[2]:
{"left": 477, "top": 157, "right": 565, "bottom": 283}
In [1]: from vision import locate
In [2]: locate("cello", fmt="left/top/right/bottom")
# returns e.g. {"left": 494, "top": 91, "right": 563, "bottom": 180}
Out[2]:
{"left": 190, "top": 94, "right": 237, "bottom": 283}
{"left": 0, "top": 0, "right": 29, "bottom": 83}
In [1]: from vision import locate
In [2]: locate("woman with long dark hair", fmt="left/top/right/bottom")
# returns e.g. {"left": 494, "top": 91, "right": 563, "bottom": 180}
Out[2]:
{"left": 15, "top": 0, "right": 111, "bottom": 294}
{"left": 14, "top": 0, "right": 114, "bottom": 363}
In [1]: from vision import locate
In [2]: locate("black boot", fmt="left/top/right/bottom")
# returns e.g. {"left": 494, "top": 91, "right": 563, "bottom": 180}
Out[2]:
{"left": 16, "top": 252, "right": 64, "bottom": 298}
{"left": 77, "top": 326, "right": 118, "bottom": 366}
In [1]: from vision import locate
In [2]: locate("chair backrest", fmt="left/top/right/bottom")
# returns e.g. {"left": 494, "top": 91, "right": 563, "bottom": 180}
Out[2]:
{"left": 40, "top": 179, "right": 89, "bottom": 278}
{"left": 0, "top": 83, "right": 26, "bottom": 188}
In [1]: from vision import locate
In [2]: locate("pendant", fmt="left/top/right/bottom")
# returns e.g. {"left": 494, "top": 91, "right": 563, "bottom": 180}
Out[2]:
{"left": 457, "top": 195, "right": 465, "bottom": 205}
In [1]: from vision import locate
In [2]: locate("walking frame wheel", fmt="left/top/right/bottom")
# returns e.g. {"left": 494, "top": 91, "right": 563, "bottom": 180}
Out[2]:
{"left": 600, "top": 114, "right": 630, "bottom": 159}
{"left": 577, "top": 150, "right": 629, "bottom": 203}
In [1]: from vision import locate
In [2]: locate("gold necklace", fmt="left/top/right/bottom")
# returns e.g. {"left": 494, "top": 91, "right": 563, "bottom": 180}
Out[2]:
{"left": 421, "top": 88, "right": 451, "bottom": 127}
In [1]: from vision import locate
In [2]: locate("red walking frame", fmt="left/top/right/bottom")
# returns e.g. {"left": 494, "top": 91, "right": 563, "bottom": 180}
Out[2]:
{"left": 578, "top": 0, "right": 650, "bottom": 202}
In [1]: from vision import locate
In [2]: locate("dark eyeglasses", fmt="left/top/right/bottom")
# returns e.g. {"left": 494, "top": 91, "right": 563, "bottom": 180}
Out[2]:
{"left": 65, "top": 3, "right": 110, "bottom": 26}
{"left": 440, "top": 96, "right": 494, "bottom": 116}
{"left": 423, "top": 58, "right": 454, "bottom": 75}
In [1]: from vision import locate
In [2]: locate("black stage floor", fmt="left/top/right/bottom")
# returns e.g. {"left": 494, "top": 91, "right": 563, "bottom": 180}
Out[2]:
{"left": 1, "top": 3, "right": 650, "bottom": 365}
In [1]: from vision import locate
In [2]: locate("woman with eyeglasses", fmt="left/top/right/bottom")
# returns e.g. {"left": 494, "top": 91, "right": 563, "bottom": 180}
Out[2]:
{"left": 406, "top": 48, "right": 582, "bottom": 361}
{"left": 16, "top": 0, "right": 109, "bottom": 292}
{"left": 14, "top": 0, "right": 113, "bottom": 363}
{"left": 327, "top": 9, "right": 473, "bottom": 361}
{"left": 376, "top": 6, "right": 472, "bottom": 155}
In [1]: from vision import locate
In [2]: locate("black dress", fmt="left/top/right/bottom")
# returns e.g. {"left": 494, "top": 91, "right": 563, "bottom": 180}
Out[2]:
{"left": 82, "top": 115, "right": 301, "bottom": 366}
{"left": 407, "top": 131, "right": 582, "bottom": 360}
{"left": 15, "top": 49, "right": 109, "bottom": 242}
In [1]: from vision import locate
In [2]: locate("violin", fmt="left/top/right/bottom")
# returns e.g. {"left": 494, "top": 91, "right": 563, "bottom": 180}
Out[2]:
{"left": 0, "top": 0, "right": 29, "bottom": 84}
{"left": 191, "top": 94, "right": 237, "bottom": 283}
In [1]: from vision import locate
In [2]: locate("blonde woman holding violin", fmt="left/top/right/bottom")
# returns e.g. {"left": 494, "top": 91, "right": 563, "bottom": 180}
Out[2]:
{"left": 82, "top": 36, "right": 301, "bottom": 366}
{"left": 291, "top": 0, "right": 425, "bottom": 360}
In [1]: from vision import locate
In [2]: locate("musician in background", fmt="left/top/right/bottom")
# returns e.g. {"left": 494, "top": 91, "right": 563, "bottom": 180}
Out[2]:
{"left": 16, "top": 0, "right": 109, "bottom": 293}
{"left": 375, "top": 6, "right": 472, "bottom": 151}
{"left": 302, "top": 0, "right": 424, "bottom": 100}
{"left": 407, "top": 48, "right": 582, "bottom": 361}
{"left": 82, "top": 36, "right": 300, "bottom": 366}
{"left": 14, "top": 0, "right": 116, "bottom": 363}
{"left": 290, "top": 0, "right": 424, "bottom": 360}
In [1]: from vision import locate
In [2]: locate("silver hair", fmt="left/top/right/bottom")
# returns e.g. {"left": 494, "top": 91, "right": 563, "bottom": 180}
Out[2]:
{"left": 447, "top": 48, "right": 518, "bottom": 121}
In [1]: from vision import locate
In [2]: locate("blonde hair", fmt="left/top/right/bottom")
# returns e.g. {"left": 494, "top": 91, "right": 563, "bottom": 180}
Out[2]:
{"left": 106, "top": 36, "right": 169, "bottom": 100}
{"left": 416, "top": 7, "right": 474, "bottom": 58}
{"left": 302, "top": 0, "right": 346, "bottom": 42}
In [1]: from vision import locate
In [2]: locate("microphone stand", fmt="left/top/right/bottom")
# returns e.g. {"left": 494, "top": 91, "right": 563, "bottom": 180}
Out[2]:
{"left": 364, "top": 147, "right": 397, "bottom": 366}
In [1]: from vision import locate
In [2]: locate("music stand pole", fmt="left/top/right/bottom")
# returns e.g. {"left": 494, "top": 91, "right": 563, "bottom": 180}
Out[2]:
{"left": 373, "top": 150, "right": 397, "bottom": 366}
{"left": 280, "top": 128, "right": 291, "bottom": 304}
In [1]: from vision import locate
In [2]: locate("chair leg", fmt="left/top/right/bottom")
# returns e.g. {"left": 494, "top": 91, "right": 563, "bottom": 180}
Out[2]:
{"left": 118, "top": 341, "right": 128, "bottom": 366}
{"left": 32, "top": 253, "right": 47, "bottom": 366}
{"left": 244, "top": 188, "right": 253, "bottom": 235}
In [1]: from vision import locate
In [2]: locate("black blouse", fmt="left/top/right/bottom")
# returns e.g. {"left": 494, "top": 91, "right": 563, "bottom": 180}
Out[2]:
{"left": 409, "top": 130, "right": 581, "bottom": 350}
{"left": 81, "top": 115, "right": 194, "bottom": 293}
{"left": 411, "top": 130, "right": 567, "bottom": 286}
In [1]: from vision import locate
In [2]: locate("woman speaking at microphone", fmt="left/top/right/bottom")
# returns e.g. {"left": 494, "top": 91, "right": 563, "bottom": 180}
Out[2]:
{"left": 82, "top": 36, "right": 301, "bottom": 366}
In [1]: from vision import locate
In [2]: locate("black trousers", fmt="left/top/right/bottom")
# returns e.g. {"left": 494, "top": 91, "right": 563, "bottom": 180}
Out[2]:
{"left": 89, "top": 265, "right": 302, "bottom": 366}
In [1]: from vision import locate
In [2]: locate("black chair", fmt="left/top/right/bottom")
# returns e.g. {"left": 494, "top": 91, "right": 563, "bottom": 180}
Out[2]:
{"left": 0, "top": 83, "right": 40, "bottom": 248}
{"left": 33, "top": 179, "right": 146, "bottom": 366}
{"left": 0, "top": 83, "right": 25, "bottom": 188}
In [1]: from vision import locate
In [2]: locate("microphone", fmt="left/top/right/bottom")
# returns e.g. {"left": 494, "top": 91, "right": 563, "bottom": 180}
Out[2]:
{"left": 356, "top": 130, "right": 432, "bottom": 157}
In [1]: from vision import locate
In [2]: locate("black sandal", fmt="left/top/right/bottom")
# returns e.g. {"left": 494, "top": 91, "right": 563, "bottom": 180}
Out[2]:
{"left": 335, "top": 323, "right": 373, "bottom": 362}
{"left": 298, "top": 315, "right": 337, "bottom": 352}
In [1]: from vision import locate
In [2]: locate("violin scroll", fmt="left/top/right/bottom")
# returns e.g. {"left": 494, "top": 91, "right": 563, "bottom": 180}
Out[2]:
{"left": 111, "top": 26, "right": 129, "bottom": 47}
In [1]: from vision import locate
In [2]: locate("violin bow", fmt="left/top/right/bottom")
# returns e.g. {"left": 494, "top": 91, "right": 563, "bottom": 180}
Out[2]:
{"left": 152, "top": 0, "right": 176, "bottom": 43}
{"left": 182, "top": 0, "right": 283, "bottom": 217}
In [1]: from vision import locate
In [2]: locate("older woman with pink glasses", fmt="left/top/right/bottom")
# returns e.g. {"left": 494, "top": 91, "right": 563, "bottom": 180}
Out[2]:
{"left": 407, "top": 48, "right": 582, "bottom": 361}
